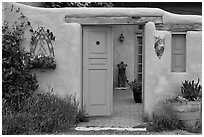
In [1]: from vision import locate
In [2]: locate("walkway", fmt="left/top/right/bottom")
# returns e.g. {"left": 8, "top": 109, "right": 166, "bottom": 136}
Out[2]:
{"left": 77, "top": 87, "right": 143, "bottom": 128}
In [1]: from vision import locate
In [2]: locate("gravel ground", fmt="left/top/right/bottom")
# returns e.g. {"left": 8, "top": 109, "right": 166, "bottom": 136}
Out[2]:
{"left": 55, "top": 129, "right": 201, "bottom": 135}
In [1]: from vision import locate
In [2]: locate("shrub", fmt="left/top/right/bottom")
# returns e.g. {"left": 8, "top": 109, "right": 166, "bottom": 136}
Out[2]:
{"left": 2, "top": 90, "right": 80, "bottom": 135}
{"left": 146, "top": 114, "right": 184, "bottom": 132}
{"left": 181, "top": 79, "right": 202, "bottom": 101}
{"left": 25, "top": 91, "right": 79, "bottom": 133}
{"left": 2, "top": 6, "right": 38, "bottom": 112}
{"left": 146, "top": 102, "right": 184, "bottom": 132}
{"left": 76, "top": 106, "right": 89, "bottom": 123}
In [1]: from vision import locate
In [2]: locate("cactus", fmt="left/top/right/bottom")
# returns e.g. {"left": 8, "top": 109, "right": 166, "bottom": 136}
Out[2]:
{"left": 181, "top": 79, "right": 202, "bottom": 101}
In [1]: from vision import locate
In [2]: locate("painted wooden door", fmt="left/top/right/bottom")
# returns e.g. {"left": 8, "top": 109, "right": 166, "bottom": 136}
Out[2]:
{"left": 83, "top": 26, "right": 113, "bottom": 116}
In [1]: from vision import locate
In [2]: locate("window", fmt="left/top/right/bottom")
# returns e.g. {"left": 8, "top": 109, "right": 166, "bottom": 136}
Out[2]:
{"left": 171, "top": 33, "right": 186, "bottom": 72}
{"left": 136, "top": 34, "right": 143, "bottom": 82}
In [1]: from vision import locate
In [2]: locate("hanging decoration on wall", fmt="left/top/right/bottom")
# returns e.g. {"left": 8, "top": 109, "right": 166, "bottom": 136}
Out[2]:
{"left": 119, "top": 25, "right": 125, "bottom": 42}
{"left": 154, "top": 35, "right": 165, "bottom": 59}
{"left": 30, "top": 26, "right": 56, "bottom": 69}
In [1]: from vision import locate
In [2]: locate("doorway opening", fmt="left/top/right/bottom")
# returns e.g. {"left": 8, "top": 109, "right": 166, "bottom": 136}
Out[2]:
{"left": 112, "top": 24, "right": 144, "bottom": 126}
{"left": 82, "top": 24, "right": 145, "bottom": 127}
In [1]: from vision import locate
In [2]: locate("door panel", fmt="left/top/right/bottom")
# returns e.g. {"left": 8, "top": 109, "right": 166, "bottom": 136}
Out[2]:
{"left": 90, "top": 70, "right": 106, "bottom": 105}
{"left": 89, "top": 31, "right": 107, "bottom": 54}
{"left": 83, "top": 26, "right": 113, "bottom": 116}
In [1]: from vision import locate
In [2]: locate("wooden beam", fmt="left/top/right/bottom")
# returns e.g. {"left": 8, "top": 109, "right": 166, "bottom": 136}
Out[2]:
{"left": 65, "top": 16, "right": 163, "bottom": 24}
{"left": 156, "top": 24, "right": 202, "bottom": 31}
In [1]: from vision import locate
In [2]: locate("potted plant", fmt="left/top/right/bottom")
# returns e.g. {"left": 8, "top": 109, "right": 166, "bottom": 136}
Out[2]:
{"left": 29, "top": 54, "right": 56, "bottom": 69}
{"left": 29, "top": 26, "right": 56, "bottom": 69}
{"left": 165, "top": 79, "right": 202, "bottom": 128}
{"left": 129, "top": 79, "right": 142, "bottom": 103}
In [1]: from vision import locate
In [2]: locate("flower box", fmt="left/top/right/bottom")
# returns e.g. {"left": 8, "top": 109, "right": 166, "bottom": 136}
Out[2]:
{"left": 29, "top": 55, "right": 56, "bottom": 69}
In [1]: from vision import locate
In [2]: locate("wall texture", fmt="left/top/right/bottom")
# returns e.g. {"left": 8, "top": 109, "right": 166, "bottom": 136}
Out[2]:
{"left": 3, "top": 2, "right": 202, "bottom": 117}
{"left": 3, "top": 3, "right": 83, "bottom": 102}
{"left": 144, "top": 22, "right": 202, "bottom": 117}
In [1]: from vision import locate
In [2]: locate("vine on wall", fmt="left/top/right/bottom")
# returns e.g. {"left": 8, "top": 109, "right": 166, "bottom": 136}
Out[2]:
{"left": 3, "top": 4, "right": 57, "bottom": 69}
{"left": 2, "top": 5, "right": 38, "bottom": 111}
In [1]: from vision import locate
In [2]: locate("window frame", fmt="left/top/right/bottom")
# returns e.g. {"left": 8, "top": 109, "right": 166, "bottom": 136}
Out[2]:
{"left": 171, "top": 32, "right": 187, "bottom": 72}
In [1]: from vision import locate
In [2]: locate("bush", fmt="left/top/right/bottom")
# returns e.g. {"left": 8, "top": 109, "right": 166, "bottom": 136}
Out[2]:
{"left": 181, "top": 79, "right": 202, "bottom": 101}
{"left": 2, "top": 34, "right": 39, "bottom": 111}
{"left": 76, "top": 106, "right": 89, "bottom": 123}
{"left": 146, "top": 102, "right": 184, "bottom": 132}
{"left": 2, "top": 90, "right": 80, "bottom": 135}
{"left": 146, "top": 114, "right": 184, "bottom": 132}
{"left": 2, "top": 7, "right": 38, "bottom": 112}
{"left": 26, "top": 92, "right": 79, "bottom": 133}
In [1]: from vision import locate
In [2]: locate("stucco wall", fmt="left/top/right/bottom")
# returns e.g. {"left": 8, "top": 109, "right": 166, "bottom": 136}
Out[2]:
{"left": 3, "top": 2, "right": 202, "bottom": 116}
{"left": 3, "top": 2, "right": 83, "bottom": 102}
{"left": 144, "top": 22, "right": 202, "bottom": 117}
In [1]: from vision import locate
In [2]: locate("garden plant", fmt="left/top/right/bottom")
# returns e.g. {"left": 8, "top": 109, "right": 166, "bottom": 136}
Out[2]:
{"left": 2, "top": 5, "right": 88, "bottom": 135}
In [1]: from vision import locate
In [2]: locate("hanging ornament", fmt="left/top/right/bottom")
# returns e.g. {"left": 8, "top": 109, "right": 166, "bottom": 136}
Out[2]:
{"left": 30, "top": 26, "right": 56, "bottom": 69}
{"left": 154, "top": 35, "right": 165, "bottom": 59}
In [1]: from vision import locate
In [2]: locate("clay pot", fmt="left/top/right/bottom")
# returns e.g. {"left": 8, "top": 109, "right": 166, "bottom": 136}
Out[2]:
{"left": 132, "top": 88, "right": 142, "bottom": 103}
{"left": 171, "top": 101, "right": 201, "bottom": 128}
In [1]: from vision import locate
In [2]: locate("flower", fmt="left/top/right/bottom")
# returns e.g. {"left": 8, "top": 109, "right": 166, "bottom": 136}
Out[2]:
{"left": 29, "top": 55, "right": 56, "bottom": 69}
{"left": 129, "top": 79, "right": 142, "bottom": 91}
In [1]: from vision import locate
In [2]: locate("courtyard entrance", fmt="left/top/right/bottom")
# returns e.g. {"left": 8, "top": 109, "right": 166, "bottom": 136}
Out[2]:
{"left": 78, "top": 88, "right": 143, "bottom": 127}
{"left": 82, "top": 24, "right": 144, "bottom": 127}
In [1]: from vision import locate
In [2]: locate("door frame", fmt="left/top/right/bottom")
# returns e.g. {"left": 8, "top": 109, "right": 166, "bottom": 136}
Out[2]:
{"left": 82, "top": 24, "right": 145, "bottom": 117}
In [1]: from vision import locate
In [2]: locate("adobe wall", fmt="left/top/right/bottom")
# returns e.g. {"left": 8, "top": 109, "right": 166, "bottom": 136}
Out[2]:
{"left": 2, "top": 2, "right": 83, "bottom": 102}
{"left": 2, "top": 2, "right": 202, "bottom": 116}
{"left": 144, "top": 22, "right": 202, "bottom": 117}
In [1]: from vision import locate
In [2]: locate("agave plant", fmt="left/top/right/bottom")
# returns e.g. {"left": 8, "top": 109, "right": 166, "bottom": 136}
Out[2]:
{"left": 181, "top": 79, "right": 202, "bottom": 101}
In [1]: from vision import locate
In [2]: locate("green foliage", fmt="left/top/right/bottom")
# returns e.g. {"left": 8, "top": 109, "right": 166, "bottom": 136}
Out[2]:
{"left": 164, "top": 96, "right": 188, "bottom": 104}
{"left": 181, "top": 79, "right": 202, "bottom": 101}
{"left": 29, "top": 55, "right": 56, "bottom": 69}
{"left": 2, "top": 90, "right": 79, "bottom": 135}
{"left": 2, "top": 5, "right": 88, "bottom": 135}
{"left": 146, "top": 114, "right": 183, "bottom": 132}
{"left": 25, "top": 91, "right": 78, "bottom": 133}
{"left": 2, "top": 6, "right": 38, "bottom": 112}
{"left": 76, "top": 106, "right": 89, "bottom": 123}
{"left": 44, "top": 2, "right": 114, "bottom": 8}
{"left": 129, "top": 79, "right": 142, "bottom": 92}
{"left": 146, "top": 103, "right": 184, "bottom": 132}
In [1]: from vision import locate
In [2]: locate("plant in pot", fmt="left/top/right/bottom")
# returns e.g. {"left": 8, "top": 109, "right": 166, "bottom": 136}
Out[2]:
{"left": 129, "top": 79, "right": 142, "bottom": 103}
{"left": 165, "top": 79, "right": 202, "bottom": 129}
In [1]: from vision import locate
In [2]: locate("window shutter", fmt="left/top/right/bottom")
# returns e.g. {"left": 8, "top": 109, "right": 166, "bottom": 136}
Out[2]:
{"left": 171, "top": 34, "right": 186, "bottom": 72}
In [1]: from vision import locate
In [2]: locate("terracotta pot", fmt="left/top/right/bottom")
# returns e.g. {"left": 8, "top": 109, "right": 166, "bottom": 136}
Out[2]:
{"left": 171, "top": 101, "right": 201, "bottom": 128}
